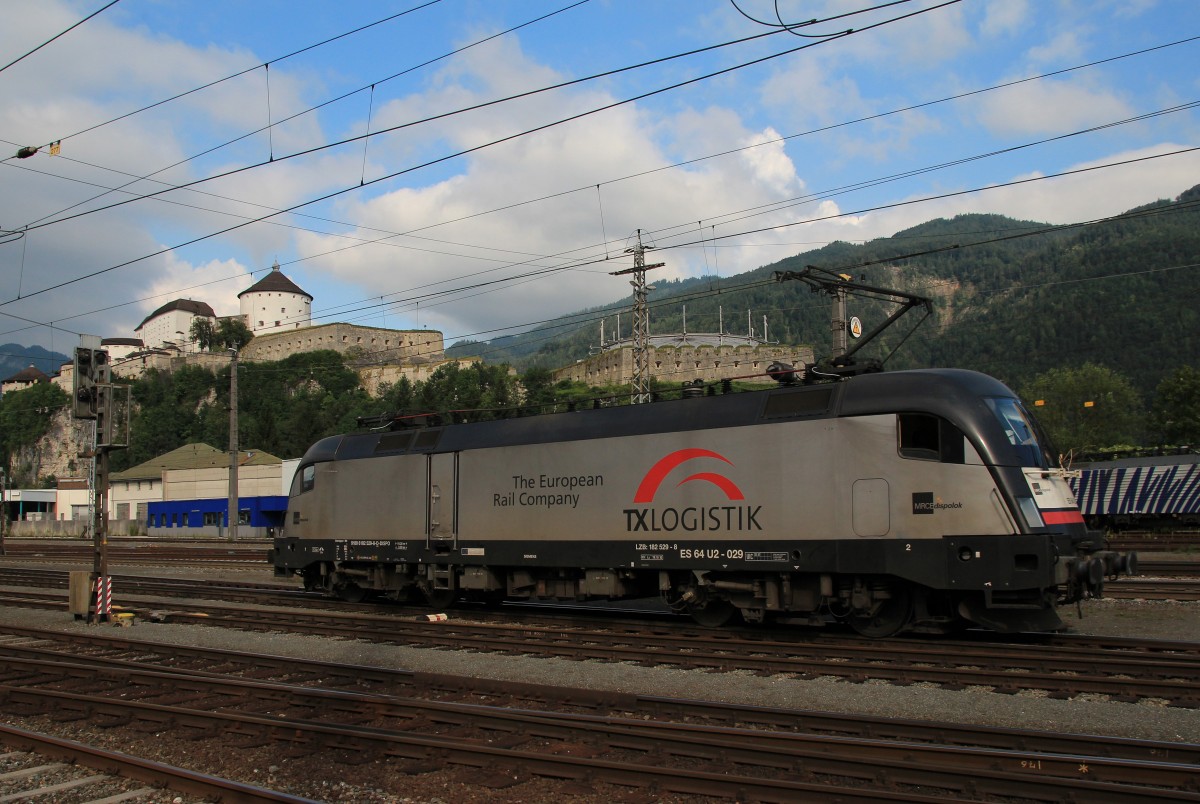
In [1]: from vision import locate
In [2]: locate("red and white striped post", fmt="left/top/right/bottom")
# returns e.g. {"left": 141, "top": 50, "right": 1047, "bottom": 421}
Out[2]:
{"left": 92, "top": 575, "right": 112, "bottom": 623}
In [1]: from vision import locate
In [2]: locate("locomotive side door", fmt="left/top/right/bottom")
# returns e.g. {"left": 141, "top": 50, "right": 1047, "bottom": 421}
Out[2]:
{"left": 426, "top": 452, "right": 459, "bottom": 550}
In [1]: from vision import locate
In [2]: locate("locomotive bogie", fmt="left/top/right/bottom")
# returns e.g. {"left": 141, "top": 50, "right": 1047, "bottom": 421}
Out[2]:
{"left": 271, "top": 369, "right": 1136, "bottom": 635}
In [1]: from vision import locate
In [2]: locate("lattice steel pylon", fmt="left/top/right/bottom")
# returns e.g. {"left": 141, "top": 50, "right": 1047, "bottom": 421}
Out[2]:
{"left": 610, "top": 230, "right": 664, "bottom": 404}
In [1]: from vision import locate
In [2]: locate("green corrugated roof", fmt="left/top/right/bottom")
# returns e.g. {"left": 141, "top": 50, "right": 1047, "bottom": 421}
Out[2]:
{"left": 111, "top": 443, "right": 280, "bottom": 481}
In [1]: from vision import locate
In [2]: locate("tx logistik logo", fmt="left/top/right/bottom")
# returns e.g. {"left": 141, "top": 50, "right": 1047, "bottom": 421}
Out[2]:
{"left": 624, "top": 448, "right": 762, "bottom": 532}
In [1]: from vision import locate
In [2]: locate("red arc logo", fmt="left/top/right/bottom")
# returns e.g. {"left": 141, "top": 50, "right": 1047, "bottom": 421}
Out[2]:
{"left": 633, "top": 448, "right": 745, "bottom": 503}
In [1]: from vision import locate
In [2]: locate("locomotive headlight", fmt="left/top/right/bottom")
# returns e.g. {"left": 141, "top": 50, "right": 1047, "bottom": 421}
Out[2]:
{"left": 958, "top": 546, "right": 974, "bottom": 562}
{"left": 1017, "top": 497, "right": 1044, "bottom": 528}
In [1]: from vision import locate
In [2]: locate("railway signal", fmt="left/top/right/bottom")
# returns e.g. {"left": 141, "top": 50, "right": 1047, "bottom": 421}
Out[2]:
{"left": 71, "top": 338, "right": 129, "bottom": 623}
{"left": 72, "top": 346, "right": 108, "bottom": 419}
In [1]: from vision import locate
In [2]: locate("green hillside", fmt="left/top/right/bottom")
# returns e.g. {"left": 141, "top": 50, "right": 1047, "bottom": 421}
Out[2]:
{"left": 451, "top": 186, "right": 1200, "bottom": 394}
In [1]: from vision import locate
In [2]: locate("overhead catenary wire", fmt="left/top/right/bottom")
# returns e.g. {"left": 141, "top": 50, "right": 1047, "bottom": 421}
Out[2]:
{"left": 7, "top": 0, "right": 446, "bottom": 152}
{"left": 637, "top": 102, "right": 1200, "bottom": 248}
{"left": 2, "top": 11, "right": 1190, "bottom": 396}
{"left": 207, "top": 189, "right": 1200, "bottom": 371}
{"left": 3, "top": 140, "right": 1196, "bottom": 348}
{"left": 14, "top": 0, "right": 952, "bottom": 235}
{"left": 8, "top": 26, "right": 1189, "bottom": 322}
{"left": 7, "top": 89, "right": 1193, "bottom": 318}
{"left": 7, "top": 195, "right": 1193, "bottom": 379}
{"left": 5, "top": 27, "right": 1189, "bottom": 303}
{"left": 10, "top": 0, "right": 584, "bottom": 227}
{"left": 313, "top": 167, "right": 1200, "bottom": 356}
{"left": 0, "top": 0, "right": 122, "bottom": 76}
{"left": 0, "top": 1, "right": 960, "bottom": 317}
{"left": 4, "top": 13, "right": 1194, "bottom": 351}
{"left": 729, "top": 0, "right": 912, "bottom": 38}
{"left": 267, "top": 33, "right": 1200, "bottom": 254}
{"left": 282, "top": 145, "right": 1200, "bottom": 333}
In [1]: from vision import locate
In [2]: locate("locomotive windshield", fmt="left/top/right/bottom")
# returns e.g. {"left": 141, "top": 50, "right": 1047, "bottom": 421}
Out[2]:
{"left": 985, "top": 397, "right": 1054, "bottom": 468}
{"left": 290, "top": 464, "right": 315, "bottom": 497}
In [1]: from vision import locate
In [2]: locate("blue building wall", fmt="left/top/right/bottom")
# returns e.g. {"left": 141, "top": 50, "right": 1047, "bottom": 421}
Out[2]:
{"left": 147, "top": 496, "right": 288, "bottom": 530}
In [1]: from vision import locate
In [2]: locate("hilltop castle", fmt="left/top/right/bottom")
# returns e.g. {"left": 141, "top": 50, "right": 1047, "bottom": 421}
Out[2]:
{"left": 61, "top": 262, "right": 470, "bottom": 394}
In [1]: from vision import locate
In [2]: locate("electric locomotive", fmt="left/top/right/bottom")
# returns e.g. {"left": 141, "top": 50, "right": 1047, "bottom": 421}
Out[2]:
{"left": 270, "top": 367, "right": 1136, "bottom": 635}
{"left": 1071, "top": 451, "right": 1200, "bottom": 530}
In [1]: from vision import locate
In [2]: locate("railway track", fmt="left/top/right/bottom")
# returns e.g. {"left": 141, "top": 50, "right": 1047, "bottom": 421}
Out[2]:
{"left": 0, "top": 539, "right": 268, "bottom": 566}
{"left": 0, "top": 624, "right": 1196, "bottom": 803}
{"left": 1140, "top": 560, "right": 1200, "bottom": 578}
{"left": 1107, "top": 533, "right": 1200, "bottom": 552}
{"left": 1, "top": 574, "right": 1198, "bottom": 708}
{"left": 0, "top": 722, "right": 316, "bottom": 803}
{"left": 1105, "top": 578, "right": 1200, "bottom": 601}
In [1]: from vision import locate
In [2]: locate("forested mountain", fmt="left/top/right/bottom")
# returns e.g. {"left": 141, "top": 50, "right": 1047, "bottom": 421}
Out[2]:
{"left": 450, "top": 185, "right": 1200, "bottom": 395}
{"left": 0, "top": 343, "right": 69, "bottom": 381}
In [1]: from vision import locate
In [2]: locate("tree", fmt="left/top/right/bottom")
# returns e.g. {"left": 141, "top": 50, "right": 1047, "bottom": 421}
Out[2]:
{"left": 1020, "top": 364, "right": 1144, "bottom": 456}
{"left": 378, "top": 376, "right": 414, "bottom": 412}
{"left": 519, "top": 366, "right": 556, "bottom": 411}
{"left": 189, "top": 318, "right": 217, "bottom": 351}
{"left": 189, "top": 317, "right": 252, "bottom": 353}
{"left": 113, "top": 365, "right": 217, "bottom": 470}
{"left": 216, "top": 318, "right": 253, "bottom": 351}
{"left": 1148, "top": 365, "right": 1200, "bottom": 445}
{"left": 418, "top": 362, "right": 520, "bottom": 420}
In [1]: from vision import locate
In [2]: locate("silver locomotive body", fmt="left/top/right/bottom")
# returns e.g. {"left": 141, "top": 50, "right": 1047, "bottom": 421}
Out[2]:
{"left": 271, "top": 369, "right": 1134, "bottom": 635}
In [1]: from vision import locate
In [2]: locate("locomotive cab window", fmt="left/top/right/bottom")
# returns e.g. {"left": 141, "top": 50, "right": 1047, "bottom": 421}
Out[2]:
{"left": 898, "top": 414, "right": 965, "bottom": 464}
{"left": 292, "top": 464, "right": 316, "bottom": 496}
{"left": 985, "top": 397, "right": 1053, "bottom": 468}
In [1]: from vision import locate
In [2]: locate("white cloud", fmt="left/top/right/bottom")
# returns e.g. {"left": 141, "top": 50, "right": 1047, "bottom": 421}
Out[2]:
{"left": 790, "top": 144, "right": 1200, "bottom": 245}
{"left": 741, "top": 127, "right": 802, "bottom": 197}
{"left": 1112, "top": 0, "right": 1157, "bottom": 19}
{"left": 760, "top": 58, "right": 871, "bottom": 129}
{"left": 972, "top": 78, "right": 1134, "bottom": 137}
{"left": 294, "top": 39, "right": 814, "bottom": 339}
{"left": 137, "top": 254, "right": 253, "bottom": 322}
{"left": 979, "top": 0, "right": 1029, "bottom": 38}
{"left": 0, "top": 1, "right": 362, "bottom": 349}
{"left": 1026, "top": 32, "right": 1088, "bottom": 67}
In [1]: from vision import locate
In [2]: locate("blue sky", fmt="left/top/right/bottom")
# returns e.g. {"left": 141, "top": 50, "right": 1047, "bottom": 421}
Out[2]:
{"left": 1, "top": 0, "right": 1197, "bottom": 356}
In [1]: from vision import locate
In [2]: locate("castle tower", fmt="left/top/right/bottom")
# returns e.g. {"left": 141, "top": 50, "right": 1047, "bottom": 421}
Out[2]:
{"left": 238, "top": 261, "right": 312, "bottom": 335}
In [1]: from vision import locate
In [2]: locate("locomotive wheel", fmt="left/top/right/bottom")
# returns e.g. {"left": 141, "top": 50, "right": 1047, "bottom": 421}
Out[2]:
{"left": 847, "top": 587, "right": 913, "bottom": 638}
{"left": 336, "top": 583, "right": 366, "bottom": 604}
{"left": 472, "top": 589, "right": 507, "bottom": 606}
{"left": 423, "top": 587, "right": 458, "bottom": 610}
{"left": 687, "top": 599, "right": 737, "bottom": 628}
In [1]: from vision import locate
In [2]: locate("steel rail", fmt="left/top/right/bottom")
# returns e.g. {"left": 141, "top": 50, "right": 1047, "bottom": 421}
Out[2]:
{"left": 3, "top": 652, "right": 1198, "bottom": 791}
{"left": 1, "top": 588, "right": 1197, "bottom": 706}
{"left": 0, "top": 722, "right": 320, "bottom": 803}
{"left": 2, "top": 622, "right": 1196, "bottom": 767}
{"left": 1105, "top": 579, "right": 1200, "bottom": 601}
{"left": 1139, "top": 561, "right": 1200, "bottom": 578}
{"left": 1, "top": 662, "right": 1196, "bottom": 802}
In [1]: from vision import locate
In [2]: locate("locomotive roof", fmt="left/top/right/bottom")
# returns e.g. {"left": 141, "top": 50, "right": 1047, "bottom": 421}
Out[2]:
{"left": 1073, "top": 452, "right": 1200, "bottom": 469}
{"left": 298, "top": 368, "right": 1031, "bottom": 469}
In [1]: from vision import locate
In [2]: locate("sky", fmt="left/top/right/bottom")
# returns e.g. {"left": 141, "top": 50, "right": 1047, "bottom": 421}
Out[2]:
{"left": 1, "top": 0, "right": 1198, "bottom": 359}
